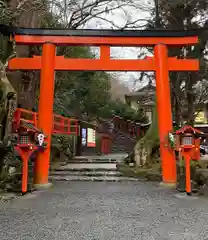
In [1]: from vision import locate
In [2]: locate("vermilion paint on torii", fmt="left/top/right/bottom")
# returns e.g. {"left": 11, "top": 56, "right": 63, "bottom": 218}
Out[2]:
{"left": 1, "top": 25, "right": 199, "bottom": 187}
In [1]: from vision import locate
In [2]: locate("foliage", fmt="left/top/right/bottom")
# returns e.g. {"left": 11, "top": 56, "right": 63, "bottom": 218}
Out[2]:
{"left": 39, "top": 12, "right": 147, "bottom": 123}
{"left": 106, "top": 100, "right": 148, "bottom": 122}
{"left": 0, "top": 0, "right": 155, "bottom": 192}
{"left": 0, "top": 0, "right": 151, "bottom": 170}
{"left": 0, "top": 0, "right": 13, "bottom": 63}
{"left": 0, "top": 1, "right": 150, "bottom": 123}
{"left": 132, "top": 0, "right": 208, "bottom": 166}
{"left": 168, "top": 132, "right": 175, "bottom": 149}
{"left": 54, "top": 67, "right": 147, "bottom": 122}
{"left": 152, "top": 0, "right": 208, "bottom": 125}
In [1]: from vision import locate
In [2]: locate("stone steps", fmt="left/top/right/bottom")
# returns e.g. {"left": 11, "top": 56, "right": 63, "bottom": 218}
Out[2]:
{"left": 66, "top": 159, "right": 117, "bottom": 164}
{"left": 49, "top": 155, "right": 138, "bottom": 182}
{"left": 72, "top": 154, "right": 128, "bottom": 162}
{"left": 53, "top": 168, "right": 119, "bottom": 172}
{"left": 49, "top": 175, "right": 139, "bottom": 182}
{"left": 50, "top": 170, "right": 123, "bottom": 177}
{"left": 58, "top": 163, "right": 117, "bottom": 170}
{"left": 110, "top": 130, "right": 136, "bottom": 154}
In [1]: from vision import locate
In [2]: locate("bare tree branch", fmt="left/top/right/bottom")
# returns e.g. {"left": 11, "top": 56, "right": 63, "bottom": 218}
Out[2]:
{"left": 46, "top": 0, "right": 152, "bottom": 29}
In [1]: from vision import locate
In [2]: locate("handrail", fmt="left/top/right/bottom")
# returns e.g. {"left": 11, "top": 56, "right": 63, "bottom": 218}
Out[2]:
{"left": 13, "top": 108, "right": 79, "bottom": 135}
{"left": 12, "top": 108, "right": 149, "bottom": 138}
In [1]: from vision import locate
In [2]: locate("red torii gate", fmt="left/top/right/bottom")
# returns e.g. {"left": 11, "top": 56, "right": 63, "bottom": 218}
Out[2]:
{"left": 1, "top": 25, "right": 199, "bottom": 188}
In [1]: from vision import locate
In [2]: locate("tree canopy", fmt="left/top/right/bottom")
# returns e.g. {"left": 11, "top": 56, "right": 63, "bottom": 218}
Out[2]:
{"left": 145, "top": 0, "right": 208, "bottom": 126}
{"left": 0, "top": 3, "right": 148, "bottom": 123}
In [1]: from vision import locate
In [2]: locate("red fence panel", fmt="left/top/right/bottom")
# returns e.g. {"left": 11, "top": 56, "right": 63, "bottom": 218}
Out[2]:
{"left": 53, "top": 114, "right": 78, "bottom": 135}
{"left": 13, "top": 108, "right": 79, "bottom": 136}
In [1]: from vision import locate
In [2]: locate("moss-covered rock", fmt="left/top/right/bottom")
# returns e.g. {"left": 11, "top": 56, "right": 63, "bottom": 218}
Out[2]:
{"left": 119, "top": 158, "right": 208, "bottom": 197}
{"left": 117, "top": 163, "right": 137, "bottom": 177}
{"left": 117, "top": 162, "right": 161, "bottom": 181}
{"left": 51, "top": 135, "right": 76, "bottom": 164}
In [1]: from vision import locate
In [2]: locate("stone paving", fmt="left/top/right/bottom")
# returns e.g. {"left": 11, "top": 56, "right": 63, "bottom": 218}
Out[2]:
{"left": 1, "top": 181, "right": 208, "bottom": 240}
{"left": 59, "top": 163, "right": 117, "bottom": 170}
{"left": 200, "top": 155, "right": 208, "bottom": 161}
{"left": 74, "top": 153, "right": 128, "bottom": 162}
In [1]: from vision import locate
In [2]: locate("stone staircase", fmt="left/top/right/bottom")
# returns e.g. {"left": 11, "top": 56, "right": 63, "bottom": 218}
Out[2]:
{"left": 49, "top": 154, "right": 138, "bottom": 182}
{"left": 49, "top": 117, "right": 147, "bottom": 182}
{"left": 97, "top": 117, "right": 138, "bottom": 154}
{"left": 110, "top": 129, "right": 137, "bottom": 154}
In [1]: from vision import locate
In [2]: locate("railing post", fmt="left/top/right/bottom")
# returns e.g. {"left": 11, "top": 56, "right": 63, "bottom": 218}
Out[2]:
{"left": 75, "top": 120, "right": 78, "bottom": 136}
{"left": 33, "top": 112, "right": 38, "bottom": 128}
{"left": 67, "top": 118, "right": 71, "bottom": 135}
{"left": 136, "top": 123, "right": 140, "bottom": 138}
{"left": 13, "top": 108, "right": 21, "bottom": 130}
{"left": 61, "top": 117, "right": 65, "bottom": 133}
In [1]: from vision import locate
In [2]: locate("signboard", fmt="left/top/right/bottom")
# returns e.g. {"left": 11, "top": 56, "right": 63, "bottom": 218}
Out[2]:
{"left": 81, "top": 128, "right": 87, "bottom": 146}
{"left": 195, "top": 111, "right": 207, "bottom": 124}
{"left": 87, "top": 128, "right": 96, "bottom": 147}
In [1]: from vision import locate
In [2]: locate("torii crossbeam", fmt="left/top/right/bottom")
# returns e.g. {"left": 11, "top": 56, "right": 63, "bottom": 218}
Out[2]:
{"left": 0, "top": 25, "right": 200, "bottom": 188}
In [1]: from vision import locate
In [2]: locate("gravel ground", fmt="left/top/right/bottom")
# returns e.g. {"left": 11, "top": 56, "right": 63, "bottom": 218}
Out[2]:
{"left": 1, "top": 181, "right": 208, "bottom": 240}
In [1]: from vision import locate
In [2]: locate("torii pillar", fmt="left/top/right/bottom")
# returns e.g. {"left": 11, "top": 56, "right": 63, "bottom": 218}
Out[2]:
{"left": 155, "top": 44, "right": 175, "bottom": 185}
{"left": 4, "top": 26, "right": 199, "bottom": 188}
{"left": 34, "top": 43, "right": 56, "bottom": 187}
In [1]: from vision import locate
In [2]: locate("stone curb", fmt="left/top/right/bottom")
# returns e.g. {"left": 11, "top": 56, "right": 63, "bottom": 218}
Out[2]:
{"left": 49, "top": 177, "right": 147, "bottom": 182}
{"left": 52, "top": 168, "right": 117, "bottom": 172}
{"left": 33, "top": 183, "right": 53, "bottom": 190}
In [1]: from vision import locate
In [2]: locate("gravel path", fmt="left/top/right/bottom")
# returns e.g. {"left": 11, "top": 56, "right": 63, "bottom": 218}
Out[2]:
{"left": 1, "top": 181, "right": 208, "bottom": 240}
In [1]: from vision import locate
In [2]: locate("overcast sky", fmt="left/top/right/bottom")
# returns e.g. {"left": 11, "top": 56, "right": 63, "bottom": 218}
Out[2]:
{"left": 84, "top": 0, "right": 154, "bottom": 91}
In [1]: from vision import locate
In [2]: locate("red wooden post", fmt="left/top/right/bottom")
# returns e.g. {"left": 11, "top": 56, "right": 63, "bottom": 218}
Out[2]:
{"left": 60, "top": 117, "right": 65, "bottom": 133}
{"left": 15, "top": 146, "right": 36, "bottom": 193}
{"left": 185, "top": 154, "right": 191, "bottom": 194}
{"left": 34, "top": 43, "right": 56, "bottom": 187}
{"left": 101, "top": 137, "right": 105, "bottom": 154}
{"left": 67, "top": 118, "right": 71, "bottom": 135}
{"left": 34, "top": 112, "right": 38, "bottom": 128}
{"left": 136, "top": 123, "right": 140, "bottom": 138}
{"left": 155, "top": 44, "right": 176, "bottom": 185}
{"left": 21, "top": 150, "right": 29, "bottom": 193}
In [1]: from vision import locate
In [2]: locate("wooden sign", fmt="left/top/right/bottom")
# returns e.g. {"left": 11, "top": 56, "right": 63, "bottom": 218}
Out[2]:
{"left": 87, "top": 128, "right": 96, "bottom": 147}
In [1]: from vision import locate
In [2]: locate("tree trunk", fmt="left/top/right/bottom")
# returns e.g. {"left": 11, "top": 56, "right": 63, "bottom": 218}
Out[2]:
{"left": 0, "top": 61, "right": 17, "bottom": 142}
{"left": 5, "top": 0, "right": 46, "bottom": 109}
{"left": 134, "top": 104, "right": 159, "bottom": 167}
{"left": 186, "top": 73, "right": 196, "bottom": 125}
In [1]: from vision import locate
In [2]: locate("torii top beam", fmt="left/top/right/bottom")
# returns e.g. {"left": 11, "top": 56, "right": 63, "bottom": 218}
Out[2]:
{"left": 0, "top": 25, "right": 200, "bottom": 71}
{"left": 0, "top": 25, "right": 199, "bottom": 46}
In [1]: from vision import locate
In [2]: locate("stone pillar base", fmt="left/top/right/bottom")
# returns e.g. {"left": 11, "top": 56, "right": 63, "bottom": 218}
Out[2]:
{"left": 159, "top": 182, "right": 176, "bottom": 189}
{"left": 33, "top": 182, "right": 53, "bottom": 190}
